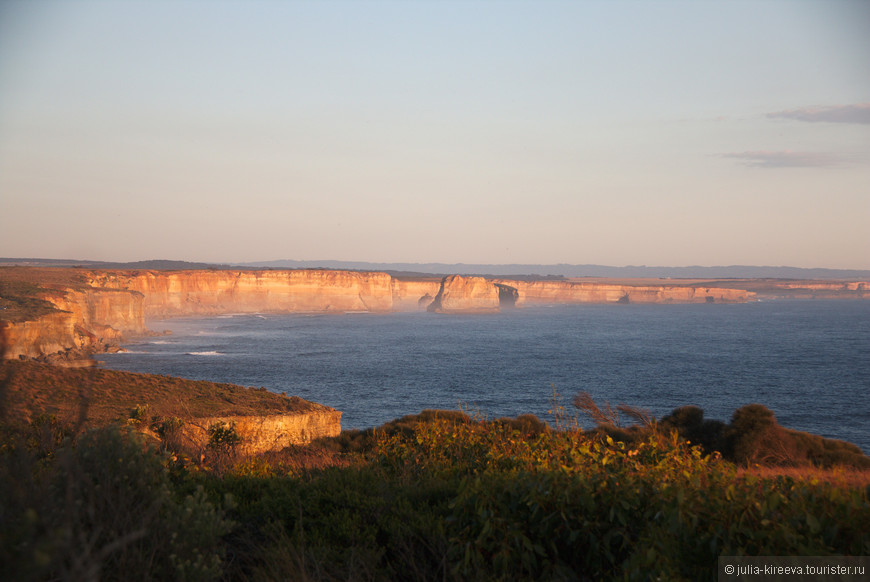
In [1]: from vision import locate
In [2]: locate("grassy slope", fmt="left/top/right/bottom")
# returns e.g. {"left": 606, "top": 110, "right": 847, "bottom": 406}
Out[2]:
{"left": 0, "top": 267, "right": 93, "bottom": 322}
{"left": 0, "top": 360, "right": 333, "bottom": 427}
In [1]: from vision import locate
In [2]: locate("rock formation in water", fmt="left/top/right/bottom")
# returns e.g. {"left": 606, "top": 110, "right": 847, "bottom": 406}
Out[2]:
{"left": 391, "top": 278, "right": 442, "bottom": 311}
{"left": 427, "top": 275, "right": 501, "bottom": 314}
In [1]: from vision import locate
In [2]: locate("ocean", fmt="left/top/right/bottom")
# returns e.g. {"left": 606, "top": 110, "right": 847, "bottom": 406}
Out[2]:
{"left": 101, "top": 300, "right": 870, "bottom": 453}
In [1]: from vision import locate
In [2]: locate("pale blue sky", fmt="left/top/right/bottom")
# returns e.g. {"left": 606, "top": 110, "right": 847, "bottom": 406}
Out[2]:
{"left": 1, "top": 0, "right": 868, "bottom": 268}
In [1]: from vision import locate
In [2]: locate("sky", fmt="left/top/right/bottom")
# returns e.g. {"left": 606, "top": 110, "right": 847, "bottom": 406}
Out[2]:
{"left": 1, "top": 0, "right": 868, "bottom": 269}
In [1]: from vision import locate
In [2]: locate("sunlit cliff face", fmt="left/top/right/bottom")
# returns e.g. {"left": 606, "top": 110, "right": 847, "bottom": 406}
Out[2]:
{"left": 494, "top": 280, "right": 755, "bottom": 306}
{"left": 427, "top": 275, "right": 501, "bottom": 314}
{"left": 2, "top": 268, "right": 768, "bottom": 361}
{"left": 179, "top": 410, "right": 342, "bottom": 455}
{"left": 89, "top": 270, "right": 395, "bottom": 316}
{"left": 0, "top": 286, "right": 147, "bottom": 361}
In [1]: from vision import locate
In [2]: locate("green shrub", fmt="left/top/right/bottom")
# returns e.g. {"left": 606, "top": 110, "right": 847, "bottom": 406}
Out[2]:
{"left": 207, "top": 421, "right": 242, "bottom": 450}
{"left": 662, "top": 405, "right": 705, "bottom": 430}
{"left": 0, "top": 425, "right": 232, "bottom": 581}
{"left": 445, "top": 431, "right": 870, "bottom": 581}
{"left": 312, "top": 409, "right": 476, "bottom": 458}
{"left": 209, "top": 467, "right": 453, "bottom": 581}
{"left": 492, "top": 414, "right": 549, "bottom": 437}
{"left": 154, "top": 416, "right": 186, "bottom": 452}
{"left": 128, "top": 404, "right": 149, "bottom": 424}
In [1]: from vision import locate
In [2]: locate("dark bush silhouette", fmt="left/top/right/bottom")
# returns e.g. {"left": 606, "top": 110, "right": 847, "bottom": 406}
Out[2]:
{"left": 661, "top": 405, "right": 727, "bottom": 453}
{"left": 661, "top": 405, "right": 705, "bottom": 431}
{"left": 723, "top": 404, "right": 794, "bottom": 465}
{"left": 574, "top": 394, "right": 870, "bottom": 469}
{"left": 492, "top": 413, "right": 550, "bottom": 436}
{"left": 729, "top": 403, "right": 777, "bottom": 433}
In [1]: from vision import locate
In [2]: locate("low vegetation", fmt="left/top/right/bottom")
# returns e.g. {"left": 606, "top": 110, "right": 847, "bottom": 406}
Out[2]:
{"left": 0, "top": 279, "right": 62, "bottom": 322}
{"left": 573, "top": 392, "right": 870, "bottom": 470}
{"left": 1, "top": 372, "right": 869, "bottom": 581}
{"left": 0, "top": 267, "right": 99, "bottom": 322}
{"left": 0, "top": 360, "right": 328, "bottom": 427}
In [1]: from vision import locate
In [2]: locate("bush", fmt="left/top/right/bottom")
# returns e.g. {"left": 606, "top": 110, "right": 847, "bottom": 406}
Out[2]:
{"left": 661, "top": 405, "right": 705, "bottom": 431}
{"left": 661, "top": 406, "right": 727, "bottom": 453}
{"left": 207, "top": 421, "right": 242, "bottom": 450}
{"left": 0, "top": 425, "right": 232, "bottom": 581}
{"left": 209, "top": 467, "right": 453, "bottom": 581}
{"left": 128, "top": 404, "right": 149, "bottom": 424}
{"left": 154, "top": 416, "right": 186, "bottom": 453}
{"left": 203, "top": 421, "right": 243, "bottom": 473}
{"left": 312, "top": 409, "right": 476, "bottom": 458}
{"left": 491, "top": 414, "right": 549, "bottom": 437}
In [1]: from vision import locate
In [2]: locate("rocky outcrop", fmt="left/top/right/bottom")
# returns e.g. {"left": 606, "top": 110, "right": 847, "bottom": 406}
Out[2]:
{"left": 1, "top": 312, "right": 80, "bottom": 361}
{"left": 391, "top": 278, "right": 442, "bottom": 311}
{"left": 494, "top": 280, "right": 754, "bottom": 305}
{"left": 427, "top": 275, "right": 501, "bottom": 313}
{"left": 179, "top": 409, "right": 342, "bottom": 455}
{"left": 88, "top": 270, "right": 394, "bottom": 317}
{"left": 0, "top": 286, "right": 146, "bottom": 362}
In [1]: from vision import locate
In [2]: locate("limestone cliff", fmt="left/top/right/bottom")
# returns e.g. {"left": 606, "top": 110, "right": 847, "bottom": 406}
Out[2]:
{"left": 777, "top": 281, "right": 867, "bottom": 292}
{"left": 767, "top": 281, "right": 869, "bottom": 299}
{"left": 179, "top": 409, "right": 342, "bottom": 455}
{"left": 391, "top": 278, "right": 442, "bottom": 311}
{"left": 494, "top": 280, "right": 755, "bottom": 306}
{"left": 3, "top": 267, "right": 772, "bottom": 362}
{"left": 0, "top": 273, "right": 146, "bottom": 362}
{"left": 1, "top": 312, "right": 80, "bottom": 361}
{"left": 427, "top": 275, "right": 501, "bottom": 313}
{"left": 52, "top": 287, "right": 146, "bottom": 335}
{"left": 88, "top": 269, "right": 394, "bottom": 317}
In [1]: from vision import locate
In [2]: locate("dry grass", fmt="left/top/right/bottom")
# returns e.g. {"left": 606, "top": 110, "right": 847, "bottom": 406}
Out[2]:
{"left": 0, "top": 267, "right": 98, "bottom": 322}
{"left": 0, "top": 266, "right": 90, "bottom": 288}
{"left": 0, "top": 359, "right": 333, "bottom": 428}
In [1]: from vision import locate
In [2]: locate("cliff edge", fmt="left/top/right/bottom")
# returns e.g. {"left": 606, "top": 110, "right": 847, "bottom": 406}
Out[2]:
{"left": 88, "top": 269, "right": 394, "bottom": 317}
{"left": 0, "top": 268, "right": 146, "bottom": 363}
{"left": 8, "top": 266, "right": 864, "bottom": 364}
{"left": 0, "top": 359, "right": 341, "bottom": 454}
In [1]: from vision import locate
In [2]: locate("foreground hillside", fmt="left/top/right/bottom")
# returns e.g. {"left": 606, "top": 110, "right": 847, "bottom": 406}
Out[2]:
{"left": 0, "top": 360, "right": 341, "bottom": 456}
{"left": 2, "top": 370, "right": 869, "bottom": 580}
{"left": 0, "top": 360, "right": 325, "bottom": 424}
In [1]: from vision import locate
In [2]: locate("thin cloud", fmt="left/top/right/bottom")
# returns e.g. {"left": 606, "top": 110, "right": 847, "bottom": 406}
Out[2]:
{"left": 767, "top": 103, "right": 870, "bottom": 124}
{"left": 721, "top": 150, "right": 841, "bottom": 168}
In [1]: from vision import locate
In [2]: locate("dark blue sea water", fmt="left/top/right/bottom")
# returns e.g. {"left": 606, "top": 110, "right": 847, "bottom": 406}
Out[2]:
{"left": 101, "top": 301, "right": 870, "bottom": 453}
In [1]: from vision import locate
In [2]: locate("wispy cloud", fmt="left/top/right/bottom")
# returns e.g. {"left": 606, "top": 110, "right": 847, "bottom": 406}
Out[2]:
{"left": 767, "top": 103, "right": 870, "bottom": 124}
{"left": 720, "top": 150, "right": 842, "bottom": 168}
